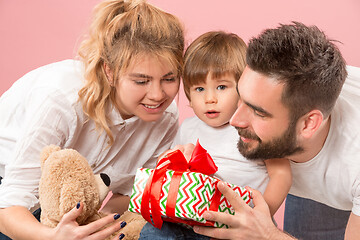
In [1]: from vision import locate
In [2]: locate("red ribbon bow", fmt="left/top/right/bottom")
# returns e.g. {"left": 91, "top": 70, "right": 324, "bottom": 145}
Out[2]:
{"left": 160, "top": 139, "right": 218, "bottom": 174}
{"left": 140, "top": 140, "right": 220, "bottom": 229}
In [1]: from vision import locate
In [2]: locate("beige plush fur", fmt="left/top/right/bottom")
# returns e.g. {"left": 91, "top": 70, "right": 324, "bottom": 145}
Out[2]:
{"left": 38, "top": 145, "right": 146, "bottom": 239}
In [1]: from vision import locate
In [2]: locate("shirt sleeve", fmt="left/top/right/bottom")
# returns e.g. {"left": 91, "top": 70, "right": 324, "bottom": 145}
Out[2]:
{"left": 346, "top": 66, "right": 360, "bottom": 216}
{"left": 0, "top": 89, "right": 80, "bottom": 210}
{"left": 342, "top": 66, "right": 360, "bottom": 100}
{"left": 352, "top": 171, "right": 360, "bottom": 216}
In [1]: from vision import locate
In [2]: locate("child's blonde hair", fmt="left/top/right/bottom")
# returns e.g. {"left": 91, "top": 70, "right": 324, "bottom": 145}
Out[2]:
{"left": 183, "top": 31, "right": 247, "bottom": 100}
{"left": 78, "top": 0, "right": 184, "bottom": 144}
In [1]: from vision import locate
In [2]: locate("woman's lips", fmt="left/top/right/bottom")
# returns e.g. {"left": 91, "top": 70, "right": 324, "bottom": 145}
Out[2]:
{"left": 142, "top": 102, "right": 163, "bottom": 113}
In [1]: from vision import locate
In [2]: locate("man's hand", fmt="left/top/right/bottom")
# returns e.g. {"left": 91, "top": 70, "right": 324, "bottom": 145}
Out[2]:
{"left": 193, "top": 182, "right": 296, "bottom": 240}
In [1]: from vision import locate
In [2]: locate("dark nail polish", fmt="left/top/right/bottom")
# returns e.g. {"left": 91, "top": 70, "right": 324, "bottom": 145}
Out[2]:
{"left": 76, "top": 202, "right": 80, "bottom": 209}
{"left": 114, "top": 214, "right": 120, "bottom": 220}
{"left": 120, "top": 221, "right": 127, "bottom": 228}
{"left": 119, "top": 233, "right": 125, "bottom": 240}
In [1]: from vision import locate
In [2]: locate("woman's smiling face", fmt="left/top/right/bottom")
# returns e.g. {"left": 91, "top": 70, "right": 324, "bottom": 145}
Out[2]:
{"left": 113, "top": 54, "right": 180, "bottom": 122}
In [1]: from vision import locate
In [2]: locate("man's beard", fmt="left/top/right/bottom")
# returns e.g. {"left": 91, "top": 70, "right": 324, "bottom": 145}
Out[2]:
{"left": 236, "top": 121, "right": 304, "bottom": 160}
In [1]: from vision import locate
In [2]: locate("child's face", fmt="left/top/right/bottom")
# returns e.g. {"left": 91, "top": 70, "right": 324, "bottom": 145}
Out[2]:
{"left": 189, "top": 72, "right": 239, "bottom": 127}
{"left": 113, "top": 54, "right": 180, "bottom": 122}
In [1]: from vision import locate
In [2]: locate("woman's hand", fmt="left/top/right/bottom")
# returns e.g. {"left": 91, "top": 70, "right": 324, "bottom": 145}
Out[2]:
{"left": 51, "top": 202, "right": 125, "bottom": 240}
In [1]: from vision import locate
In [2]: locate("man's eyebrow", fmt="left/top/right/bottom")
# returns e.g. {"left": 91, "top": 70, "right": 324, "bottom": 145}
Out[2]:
{"left": 245, "top": 100, "right": 273, "bottom": 117}
{"left": 238, "top": 91, "right": 273, "bottom": 117}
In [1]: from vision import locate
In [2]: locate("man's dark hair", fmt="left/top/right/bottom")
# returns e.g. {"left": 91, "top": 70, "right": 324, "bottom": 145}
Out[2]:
{"left": 247, "top": 22, "right": 347, "bottom": 120}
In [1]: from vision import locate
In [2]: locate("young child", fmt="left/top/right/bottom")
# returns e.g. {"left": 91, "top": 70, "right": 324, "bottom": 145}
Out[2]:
{"left": 0, "top": 0, "right": 184, "bottom": 239}
{"left": 139, "top": 31, "right": 292, "bottom": 239}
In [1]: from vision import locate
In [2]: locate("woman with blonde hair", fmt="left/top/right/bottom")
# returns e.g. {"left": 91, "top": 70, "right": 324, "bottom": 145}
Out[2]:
{"left": 0, "top": 0, "right": 184, "bottom": 239}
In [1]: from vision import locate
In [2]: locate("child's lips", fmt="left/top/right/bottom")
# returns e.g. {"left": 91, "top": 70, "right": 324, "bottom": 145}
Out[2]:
{"left": 205, "top": 111, "right": 220, "bottom": 118}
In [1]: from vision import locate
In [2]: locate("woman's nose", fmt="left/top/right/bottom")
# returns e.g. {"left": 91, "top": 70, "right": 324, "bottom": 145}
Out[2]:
{"left": 148, "top": 82, "right": 165, "bottom": 101}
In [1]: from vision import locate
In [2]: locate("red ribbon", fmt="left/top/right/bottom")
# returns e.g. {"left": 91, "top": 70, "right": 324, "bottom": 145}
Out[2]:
{"left": 140, "top": 140, "right": 219, "bottom": 229}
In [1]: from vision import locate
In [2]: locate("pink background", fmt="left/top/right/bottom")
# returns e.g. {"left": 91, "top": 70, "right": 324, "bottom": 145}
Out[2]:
{"left": 1, "top": 0, "right": 360, "bottom": 229}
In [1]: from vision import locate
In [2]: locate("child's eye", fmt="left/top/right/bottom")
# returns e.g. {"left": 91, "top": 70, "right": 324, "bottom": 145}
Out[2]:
{"left": 195, "top": 87, "right": 205, "bottom": 92}
{"left": 217, "top": 85, "right": 227, "bottom": 90}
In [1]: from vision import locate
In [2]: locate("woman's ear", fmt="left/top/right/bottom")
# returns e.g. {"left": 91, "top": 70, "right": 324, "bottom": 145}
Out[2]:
{"left": 104, "top": 63, "right": 114, "bottom": 86}
{"left": 298, "top": 110, "right": 324, "bottom": 139}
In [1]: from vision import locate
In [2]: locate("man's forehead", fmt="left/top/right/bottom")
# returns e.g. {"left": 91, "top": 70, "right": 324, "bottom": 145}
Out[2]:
{"left": 238, "top": 67, "right": 283, "bottom": 92}
{"left": 238, "top": 67, "right": 286, "bottom": 112}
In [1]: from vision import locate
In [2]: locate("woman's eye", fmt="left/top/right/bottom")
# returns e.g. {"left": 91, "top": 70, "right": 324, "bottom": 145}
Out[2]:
{"left": 217, "top": 85, "right": 227, "bottom": 90}
{"left": 134, "top": 79, "right": 149, "bottom": 85}
{"left": 163, "top": 77, "right": 176, "bottom": 82}
{"left": 195, "top": 87, "right": 204, "bottom": 92}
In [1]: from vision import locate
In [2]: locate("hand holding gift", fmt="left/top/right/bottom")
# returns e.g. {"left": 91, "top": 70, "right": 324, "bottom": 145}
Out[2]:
{"left": 128, "top": 140, "right": 252, "bottom": 229}
{"left": 193, "top": 184, "right": 289, "bottom": 240}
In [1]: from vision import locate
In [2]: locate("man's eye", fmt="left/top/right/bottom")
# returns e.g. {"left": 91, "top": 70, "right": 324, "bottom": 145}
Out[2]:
{"left": 254, "top": 110, "right": 266, "bottom": 118}
{"left": 217, "top": 85, "right": 226, "bottom": 90}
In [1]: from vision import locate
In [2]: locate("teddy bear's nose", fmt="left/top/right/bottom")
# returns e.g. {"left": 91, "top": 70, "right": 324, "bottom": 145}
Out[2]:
{"left": 100, "top": 173, "right": 111, "bottom": 187}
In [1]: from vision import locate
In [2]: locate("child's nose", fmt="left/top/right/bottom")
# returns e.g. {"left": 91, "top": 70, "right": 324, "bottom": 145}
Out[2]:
{"left": 205, "top": 90, "right": 217, "bottom": 104}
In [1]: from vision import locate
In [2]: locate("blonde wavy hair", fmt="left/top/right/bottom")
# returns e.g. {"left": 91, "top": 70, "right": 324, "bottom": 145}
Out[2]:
{"left": 78, "top": 0, "right": 184, "bottom": 145}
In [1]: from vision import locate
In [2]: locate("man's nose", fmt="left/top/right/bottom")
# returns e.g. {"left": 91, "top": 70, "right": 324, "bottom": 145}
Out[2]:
{"left": 230, "top": 101, "right": 249, "bottom": 128}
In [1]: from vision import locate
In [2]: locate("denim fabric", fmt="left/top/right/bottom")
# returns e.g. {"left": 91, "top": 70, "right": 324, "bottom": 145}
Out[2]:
{"left": 139, "top": 221, "right": 210, "bottom": 240}
{"left": 284, "top": 194, "right": 351, "bottom": 240}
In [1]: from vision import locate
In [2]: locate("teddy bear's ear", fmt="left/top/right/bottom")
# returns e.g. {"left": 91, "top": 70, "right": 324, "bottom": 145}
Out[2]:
{"left": 40, "top": 145, "right": 61, "bottom": 167}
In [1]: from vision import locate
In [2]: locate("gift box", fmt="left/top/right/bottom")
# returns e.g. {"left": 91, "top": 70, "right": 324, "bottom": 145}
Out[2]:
{"left": 128, "top": 141, "right": 252, "bottom": 229}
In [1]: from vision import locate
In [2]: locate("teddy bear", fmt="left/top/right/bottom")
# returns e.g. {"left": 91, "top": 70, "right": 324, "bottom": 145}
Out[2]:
{"left": 38, "top": 145, "right": 147, "bottom": 240}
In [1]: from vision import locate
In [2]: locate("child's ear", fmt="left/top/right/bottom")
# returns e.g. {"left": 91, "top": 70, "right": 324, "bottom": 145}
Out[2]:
{"left": 103, "top": 63, "right": 114, "bottom": 86}
{"left": 298, "top": 110, "right": 324, "bottom": 139}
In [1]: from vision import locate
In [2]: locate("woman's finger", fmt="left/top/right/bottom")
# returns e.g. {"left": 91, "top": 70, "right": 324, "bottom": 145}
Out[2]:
{"left": 86, "top": 218, "right": 125, "bottom": 240}
{"left": 81, "top": 213, "right": 123, "bottom": 236}
{"left": 60, "top": 202, "right": 83, "bottom": 225}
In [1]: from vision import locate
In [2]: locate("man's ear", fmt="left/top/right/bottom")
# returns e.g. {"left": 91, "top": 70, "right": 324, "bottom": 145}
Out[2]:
{"left": 298, "top": 110, "right": 324, "bottom": 139}
{"left": 104, "top": 63, "right": 114, "bottom": 86}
